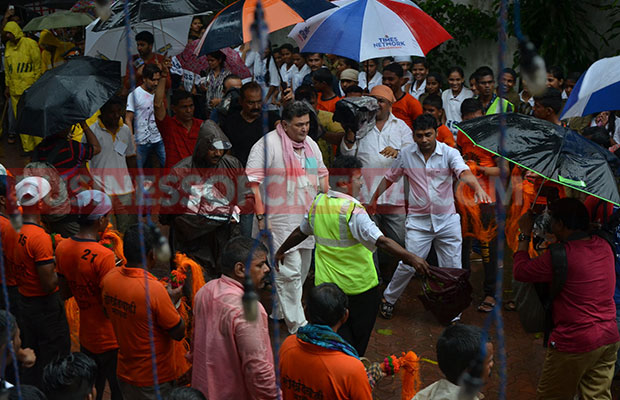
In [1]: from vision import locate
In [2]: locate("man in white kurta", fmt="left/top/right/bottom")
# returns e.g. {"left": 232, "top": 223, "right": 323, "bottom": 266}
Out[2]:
{"left": 246, "top": 101, "right": 328, "bottom": 334}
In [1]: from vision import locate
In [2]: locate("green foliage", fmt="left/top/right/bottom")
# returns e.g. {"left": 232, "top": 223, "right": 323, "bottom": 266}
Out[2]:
{"left": 515, "top": 0, "right": 611, "bottom": 73}
{"left": 415, "top": 0, "right": 496, "bottom": 73}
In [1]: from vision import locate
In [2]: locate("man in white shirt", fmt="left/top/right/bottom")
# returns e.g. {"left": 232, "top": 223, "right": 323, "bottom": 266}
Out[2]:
{"left": 340, "top": 85, "right": 412, "bottom": 281}
{"left": 85, "top": 96, "right": 137, "bottom": 233}
{"left": 126, "top": 63, "right": 165, "bottom": 169}
{"left": 246, "top": 101, "right": 329, "bottom": 334}
{"left": 369, "top": 114, "right": 491, "bottom": 319}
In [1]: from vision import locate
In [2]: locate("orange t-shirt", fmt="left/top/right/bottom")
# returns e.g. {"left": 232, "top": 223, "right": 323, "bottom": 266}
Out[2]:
{"left": 457, "top": 131, "right": 497, "bottom": 201}
{"left": 56, "top": 237, "right": 118, "bottom": 354}
{"left": 0, "top": 215, "right": 18, "bottom": 287}
{"left": 392, "top": 93, "right": 423, "bottom": 128}
{"left": 317, "top": 93, "right": 342, "bottom": 113}
{"left": 437, "top": 124, "right": 456, "bottom": 147}
{"left": 14, "top": 222, "right": 56, "bottom": 297}
{"left": 279, "top": 335, "right": 372, "bottom": 400}
{"left": 101, "top": 266, "right": 181, "bottom": 386}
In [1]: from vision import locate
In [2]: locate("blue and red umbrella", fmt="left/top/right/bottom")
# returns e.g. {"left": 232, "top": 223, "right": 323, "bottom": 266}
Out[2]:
{"left": 289, "top": 0, "right": 451, "bottom": 61}
{"left": 197, "top": 0, "right": 336, "bottom": 55}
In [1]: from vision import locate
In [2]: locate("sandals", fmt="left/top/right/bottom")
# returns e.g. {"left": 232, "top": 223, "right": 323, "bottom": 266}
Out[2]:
{"left": 379, "top": 298, "right": 394, "bottom": 319}
{"left": 7, "top": 134, "right": 16, "bottom": 144}
{"left": 477, "top": 299, "right": 496, "bottom": 313}
{"left": 504, "top": 300, "right": 517, "bottom": 312}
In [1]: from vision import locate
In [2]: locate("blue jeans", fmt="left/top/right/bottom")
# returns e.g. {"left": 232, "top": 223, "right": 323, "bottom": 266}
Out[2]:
{"left": 137, "top": 140, "right": 165, "bottom": 169}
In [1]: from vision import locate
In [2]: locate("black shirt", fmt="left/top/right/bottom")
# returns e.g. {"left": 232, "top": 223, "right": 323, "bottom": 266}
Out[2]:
{"left": 221, "top": 110, "right": 264, "bottom": 166}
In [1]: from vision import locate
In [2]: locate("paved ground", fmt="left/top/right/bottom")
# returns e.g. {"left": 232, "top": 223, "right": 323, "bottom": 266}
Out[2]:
{"left": 3, "top": 135, "right": 620, "bottom": 399}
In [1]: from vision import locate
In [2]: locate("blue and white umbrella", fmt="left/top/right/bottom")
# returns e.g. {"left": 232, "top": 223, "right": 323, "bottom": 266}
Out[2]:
{"left": 288, "top": 0, "right": 451, "bottom": 62}
{"left": 561, "top": 55, "right": 620, "bottom": 119}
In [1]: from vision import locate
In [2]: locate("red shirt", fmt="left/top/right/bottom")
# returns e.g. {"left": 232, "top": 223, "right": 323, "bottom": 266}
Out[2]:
{"left": 14, "top": 222, "right": 56, "bottom": 297}
{"left": 56, "top": 237, "right": 118, "bottom": 354}
{"left": 156, "top": 114, "right": 202, "bottom": 168}
{"left": 0, "top": 215, "right": 18, "bottom": 287}
{"left": 101, "top": 266, "right": 181, "bottom": 386}
{"left": 514, "top": 236, "right": 619, "bottom": 352}
{"left": 392, "top": 93, "right": 422, "bottom": 128}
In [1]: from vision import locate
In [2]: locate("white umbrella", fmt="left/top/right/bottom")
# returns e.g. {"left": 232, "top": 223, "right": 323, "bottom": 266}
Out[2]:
{"left": 560, "top": 55, "right": 620, "bottom": 119}
{"left": 85, "top": 15, "right": 192, "bottom": 73}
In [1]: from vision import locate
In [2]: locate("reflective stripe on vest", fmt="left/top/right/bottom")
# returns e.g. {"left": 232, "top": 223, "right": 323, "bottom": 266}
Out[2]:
{"left": 486, "top": 97, "right": 513, "bottom": 115}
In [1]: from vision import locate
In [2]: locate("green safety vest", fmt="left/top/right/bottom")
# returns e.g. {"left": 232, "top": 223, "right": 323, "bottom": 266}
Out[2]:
{"left": 308, "top": 193, "right": 378, "bottom": 295}
{"left": 486, "top": 96, "right": 514, "bottom": 115}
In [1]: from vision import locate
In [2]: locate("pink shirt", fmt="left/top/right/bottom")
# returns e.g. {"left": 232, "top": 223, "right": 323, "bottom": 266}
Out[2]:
{"left": 514, "top": 236, "right": 619, "bottom": 353}
{"left": 190, "top": 276, "right": 279, "bottom": 400}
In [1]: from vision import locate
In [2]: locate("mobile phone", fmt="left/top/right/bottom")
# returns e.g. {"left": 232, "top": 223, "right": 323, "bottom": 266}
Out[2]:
{"left": 280, "top": 81, "right": 288, "bottom": 90}
{"left": 134, "top": 57, "right": 144, "bottom": 69}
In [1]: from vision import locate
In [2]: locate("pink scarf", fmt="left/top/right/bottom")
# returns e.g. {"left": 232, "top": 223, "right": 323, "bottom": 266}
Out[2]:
{"left": 276, "top": 123, "right": 315, "bottom": 179}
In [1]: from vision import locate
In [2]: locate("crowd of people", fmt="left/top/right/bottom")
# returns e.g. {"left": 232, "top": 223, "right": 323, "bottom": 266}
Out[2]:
{"left": 0, "top": 8, "right": 618, "bottom": 400}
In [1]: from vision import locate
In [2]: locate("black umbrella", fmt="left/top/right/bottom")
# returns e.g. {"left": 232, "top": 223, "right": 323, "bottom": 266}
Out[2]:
{"left": 92, "top": 0, "right": 223, "bottom": 31}
{"left": 16, "top": 56, "right": 121, "bottom": 138}
{"left": 456, "top": 113, "right": 620, "bottom": 205}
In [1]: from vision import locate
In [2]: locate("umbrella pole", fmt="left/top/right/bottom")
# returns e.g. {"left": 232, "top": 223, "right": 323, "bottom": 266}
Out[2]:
{"left": 530, "top": 179, "right": 546, "bottom": 210}
{"left": 365, "top": 60, "right": 369, "bottom": 92}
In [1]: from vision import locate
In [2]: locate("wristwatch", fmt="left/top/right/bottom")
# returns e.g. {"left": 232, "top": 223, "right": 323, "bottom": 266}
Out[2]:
{"left": 256, "top": 214, "right": 265, "bottom": 221}
{"left": 518, "top": 233, "right": 531, "bottom": 242}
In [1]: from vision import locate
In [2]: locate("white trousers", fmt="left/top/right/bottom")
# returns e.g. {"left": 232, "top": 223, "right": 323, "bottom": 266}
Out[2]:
{"left": 383, "top": 214, "right": 462, "bottom": 304}
{"left": 272, "top": 248, "right": 312, "bottom": 334}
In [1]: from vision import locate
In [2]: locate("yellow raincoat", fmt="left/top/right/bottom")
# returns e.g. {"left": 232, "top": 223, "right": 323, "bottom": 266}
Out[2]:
{"left": 3, "top": 21, "right": 42, "bottom": 151}
{"left": 39, "top": 30, "right": 75, "bottom": 73}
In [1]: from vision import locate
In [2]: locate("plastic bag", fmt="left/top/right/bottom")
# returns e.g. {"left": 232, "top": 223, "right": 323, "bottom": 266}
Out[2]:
{"left": 333, "top": 96, "right": 379, "bottom": 140}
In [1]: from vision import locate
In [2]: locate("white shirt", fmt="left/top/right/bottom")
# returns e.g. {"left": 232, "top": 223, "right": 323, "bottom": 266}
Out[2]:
{"left": 299, "top": 190, "right": 383, "bottom": 252}
{"left": 358, "top": 71, "right": 382, "bottom": 91}
{"left": 612, "top": 116, "right": 620, "bottom": 144}
{"left": 413, "top": 379, "right": 483, "bottom": 400}
{"left": 442, "top": 87, "right": 474, "bottom": 136}
{"left": 85, "top": 121, "right": 136, "bottom": 195}
{"left": 384, "top": 141, "right": 469, "bottom": 232}
{"left": 291, "top": 64, "right": 310, "bottom": 91}
{"left": 246, "top": 129, "right": 328, "bottom": 251}
{"left": 245, "top": 51, "right": 280, "bottom": 94}
{"left": 409, "top": 79, "right": 426, "bottom": 100}
{"left": 280, "top": 63, "right": 297, "bottom": 88}
{"left": 340, "top": 113, "right": 413, "bottom": 206}
{"left": 401, "top": 71, "right": 414, "bottom": 92}
{"left": 519, "top": 91, "right": 535, "bottom": 107}
{"left": 127, "top": 86, "right": 163, "bottom": 145}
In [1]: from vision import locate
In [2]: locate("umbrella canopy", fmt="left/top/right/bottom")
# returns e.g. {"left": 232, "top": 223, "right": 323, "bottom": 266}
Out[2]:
{"left": 16, "top": 57, "right": 121, "bottom": 138}
{"left": 288, "top": 0, "right": 451, "bottom": 62}
{"left": 22, "top": 10, "right": 94, "bottom": 31}
{"left": 457, "top": 113, "right": 620, "bottom": 205}
{"left": 197, "top": 0, "right": 336, "bottom": 56}
{"left": 560, "top": 55, "right": 620, "bottom": 120}
{"left": 92, "top": 0, "right": 223, "bottom": 31}
{"left": 176, "top": 41, "right": 251, "bottom": 78}
{"left": 85, "top": 16, "right": 192, "bottom": 69}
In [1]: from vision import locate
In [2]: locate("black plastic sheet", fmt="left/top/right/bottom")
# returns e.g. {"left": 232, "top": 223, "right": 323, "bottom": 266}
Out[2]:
{"left": 333, "top": 96, "right": 379, "bottom": 139}
{"left": 457, "top": 113, "right": 620, "bottom": 205}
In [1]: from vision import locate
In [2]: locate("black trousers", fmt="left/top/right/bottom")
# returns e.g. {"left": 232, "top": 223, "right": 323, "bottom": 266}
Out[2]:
{"left": 462, "top": 203, "right": 498, "bottom": 298}
{"left": 81, "top": 346, "right": 123, "bottom": 400}
{"left": 18, "top": 292, "right": 70, "bottom": 387}
{"left": 338, "top": 285, "right": 380, "bottom": 357}
{"left": 0, "top": 285, "right": 20, "bottom": 320}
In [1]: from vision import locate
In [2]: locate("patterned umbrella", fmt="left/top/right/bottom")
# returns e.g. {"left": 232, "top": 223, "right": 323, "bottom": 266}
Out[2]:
{"left": 70, "top": 0, "right": 96, "bottom": 17}
{"left": 177, "top": 42, "right": 251, "bottom": 79}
